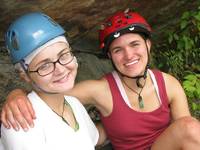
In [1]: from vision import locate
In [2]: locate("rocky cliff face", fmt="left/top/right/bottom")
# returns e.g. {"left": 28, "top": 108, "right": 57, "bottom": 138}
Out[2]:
{"left": 0, "top": 0, "right": 198, "bottom": 109}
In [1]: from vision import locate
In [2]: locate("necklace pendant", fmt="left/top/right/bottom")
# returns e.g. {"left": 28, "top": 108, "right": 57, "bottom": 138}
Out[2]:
{"left": 138, "top": 95, "right": 144, "bottom": 109}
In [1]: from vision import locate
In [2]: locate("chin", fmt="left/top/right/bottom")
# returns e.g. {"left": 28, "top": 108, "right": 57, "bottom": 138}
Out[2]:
{"left": 51, "top": 86, "right": 74, "bottom": 93}
{"left": 122, "top": 68, "right": 145, "bottom": 77}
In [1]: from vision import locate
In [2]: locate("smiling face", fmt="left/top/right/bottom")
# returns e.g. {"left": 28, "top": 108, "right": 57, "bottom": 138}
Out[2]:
{"left": 27, "top": 42, "right": 77, "bottom": 94}
{"left": 108, "top": 33, "right": 151, "bottom": 77}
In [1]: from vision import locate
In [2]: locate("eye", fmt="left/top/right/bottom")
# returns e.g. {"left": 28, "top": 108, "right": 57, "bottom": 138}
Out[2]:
{"left": 38, "top": 63, "right": 52, "bottom": 71}
{"left": 60, "top": 52, "right": 71, "bottom": 60}
{"left": 112, "top": 48, "right": 122, "bottom": 54}
{"left": 130, "top": 42, "right": 139, "bottom": 47}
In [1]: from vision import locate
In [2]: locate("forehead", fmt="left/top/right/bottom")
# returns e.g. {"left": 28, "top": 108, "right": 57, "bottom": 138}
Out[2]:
{"left": 109, "top": 33, "right": 143, "bottom": 48}
{"left": 30, "top": 42, "right": 69, "bottom": 64}
{"left": 40, "top": 42, "right": 69, "bottom": 54}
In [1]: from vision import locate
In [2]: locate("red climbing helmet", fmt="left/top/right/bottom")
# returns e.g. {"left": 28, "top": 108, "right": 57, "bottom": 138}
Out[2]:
{"left": 99, "top": 9, "right": 152, "bottom": 53}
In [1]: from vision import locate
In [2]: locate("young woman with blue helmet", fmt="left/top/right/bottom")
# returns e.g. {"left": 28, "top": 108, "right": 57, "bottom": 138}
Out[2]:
{"left": 1, "top": 12, "right": 102, "bottom": 150}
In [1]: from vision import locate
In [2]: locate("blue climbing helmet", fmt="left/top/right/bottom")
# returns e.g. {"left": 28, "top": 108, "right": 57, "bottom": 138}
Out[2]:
{"left": 5, "top": 12, "right": 65, "bottom": 64}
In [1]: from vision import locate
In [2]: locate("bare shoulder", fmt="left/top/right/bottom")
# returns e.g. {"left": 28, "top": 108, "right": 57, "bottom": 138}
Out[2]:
{"left": 161, "top": 71, "right": 186, "bottom": 103}
{"left": 75, "top": 77, "right": 108, "bottom": 93}
{"left": 162, "top": 72, "right": 181, "bottom": 86}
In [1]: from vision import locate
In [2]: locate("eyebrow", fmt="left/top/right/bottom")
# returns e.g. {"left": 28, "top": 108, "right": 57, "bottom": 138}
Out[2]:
{"left": 110, "top": 40, "right": 141, "bottom": 51}
{"left": 35, "top": 47, "right": 70, "bottom": 67}
{"left": 109, "top": 46, "right": 121, "bottom": 52}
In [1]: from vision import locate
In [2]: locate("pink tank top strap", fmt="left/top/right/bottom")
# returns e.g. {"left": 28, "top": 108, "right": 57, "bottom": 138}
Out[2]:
{"left": 105, "top": 73, "right": 121, "bottom": 98}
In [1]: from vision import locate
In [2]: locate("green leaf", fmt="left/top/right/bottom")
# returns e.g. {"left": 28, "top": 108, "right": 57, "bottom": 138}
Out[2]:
{"left": 184, "top": 74, "right": 197, "bottom": 81}
{"left": 180, "top": 20, "right": 188, "bottom": 29}
{"left": 192, "top": 103, "right": 197, "bottom": 111}
{"left": 194, "top": 12, "right": 200, "bottom": 21}
{"left": 168, "top": 34, "right": 173, "bottom": 44}
{"left": 173, "top": 33, "right": 179, "bottom": 40}
{"left": 181, "top": 11, "right": 190, "bottom": 20}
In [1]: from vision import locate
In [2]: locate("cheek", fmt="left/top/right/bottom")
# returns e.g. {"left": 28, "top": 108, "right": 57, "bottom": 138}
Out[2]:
{"left": 111, "top": 54, "right": 123, "bottom": 67}
{"left": 31, "top": 75, "right": 51, "bottom": 88}
{"left": 64, "top": 62, "right": 78, "bottom": 75}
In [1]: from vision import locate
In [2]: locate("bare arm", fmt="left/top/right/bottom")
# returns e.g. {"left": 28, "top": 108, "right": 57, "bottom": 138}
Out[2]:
{"left": 96, "top": 122, "right": 107, "bottom": 146}
{"left": 164, "top": 72, "right": 191, "bottom": 120}
{"left": 1, "top": 89, "right": 35, "bottom": 131}
{"left": 66, "top": 79, "right": 106, "bottom": 106}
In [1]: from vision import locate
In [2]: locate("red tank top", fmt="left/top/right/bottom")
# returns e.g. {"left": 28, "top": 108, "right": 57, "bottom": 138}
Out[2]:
{"left": 100, "top": 70, "right": 171, "bottom": 150}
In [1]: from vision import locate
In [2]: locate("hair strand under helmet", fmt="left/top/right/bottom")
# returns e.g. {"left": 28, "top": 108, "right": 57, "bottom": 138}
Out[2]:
{"left": 99, "top": 8, "right": 152, "bottom": 54}
{"left": 5, "top": 12, "right": 65, "bottom": 64}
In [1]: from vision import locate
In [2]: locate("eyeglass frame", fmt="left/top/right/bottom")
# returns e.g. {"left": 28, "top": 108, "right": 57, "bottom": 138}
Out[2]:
{"left": 28, "top": 50, "right": 74, "bottom": 76}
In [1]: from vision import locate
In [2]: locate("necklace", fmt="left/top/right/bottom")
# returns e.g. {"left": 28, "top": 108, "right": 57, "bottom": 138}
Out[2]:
{"left": 48, "top": 99, "right": 79, "bottom": 131}
{"left": 122, "top": 78, "right": 146, "bottom": 109}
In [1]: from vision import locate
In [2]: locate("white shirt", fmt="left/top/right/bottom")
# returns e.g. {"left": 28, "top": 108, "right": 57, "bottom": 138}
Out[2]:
{"left": 1, "top": 91, "right": 99, "bottom": 150}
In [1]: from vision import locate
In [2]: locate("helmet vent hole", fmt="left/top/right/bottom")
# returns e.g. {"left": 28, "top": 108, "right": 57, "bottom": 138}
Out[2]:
{"left": 117, "top": 19, "right": 122, "bottom": 24}
{"left": 11, "top": 31, "right": 19, "bottom": 51}
{"left": 107, "top": 22, "right": 112, "bottom": 27}
{"left": 126, "top": 15, "right": 132, "bottom": 19}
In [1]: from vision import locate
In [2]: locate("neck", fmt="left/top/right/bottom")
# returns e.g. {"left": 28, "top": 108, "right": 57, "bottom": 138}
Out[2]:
{"left": 119, "top": 72, "right": 149, "bottom": 109}
{"left": 119, "top": 73, "right": 148, "bottom": 89}
{"left": 36, "top": 91, "right": 64, "bottom": 113}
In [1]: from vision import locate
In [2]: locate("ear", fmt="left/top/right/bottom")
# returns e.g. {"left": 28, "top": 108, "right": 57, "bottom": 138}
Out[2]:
{"left": 107, "top": 51, "right": 111, "bottom": 58}
{"left": 74, "top": 56, "right": 78, "bottom": 68}
{"left": 146, "top": 39, "right": 151, "bottom": 52}
{"left": 19, "top": 71, "right": 32, "bottom": 83}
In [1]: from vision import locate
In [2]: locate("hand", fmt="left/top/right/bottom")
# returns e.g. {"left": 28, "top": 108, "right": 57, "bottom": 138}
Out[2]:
{"left": 1, "top": 89, "right": 36, "bottom": 131}
{"left": 96, "top": 122, "right": 107, "bottom": 146}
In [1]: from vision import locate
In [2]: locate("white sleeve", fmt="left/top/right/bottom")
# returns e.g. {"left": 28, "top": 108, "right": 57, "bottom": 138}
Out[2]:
{"left": 1, "top": 124, "right": 47, "bottom": 150}
{"left": 82, "top": 107, "right": 99, "bottom": 146}
{"left": 0, "top": 138, "right": 5, "bottom": 150}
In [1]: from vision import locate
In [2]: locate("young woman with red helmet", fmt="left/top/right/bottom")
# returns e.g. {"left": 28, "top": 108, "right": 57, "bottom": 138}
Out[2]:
{"left": 1, "top": 9, "right": 200, "bottom": 150}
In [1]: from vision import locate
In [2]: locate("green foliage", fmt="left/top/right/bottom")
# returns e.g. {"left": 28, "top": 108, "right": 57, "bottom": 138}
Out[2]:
{"left": 183, "top": 73, "right": 200, "bottom": 118}
{"left": 153, "top": 5, "right": 200, "bottom": 80}
{"left": 153, "top": 4, "right": 200, "bottom": 118}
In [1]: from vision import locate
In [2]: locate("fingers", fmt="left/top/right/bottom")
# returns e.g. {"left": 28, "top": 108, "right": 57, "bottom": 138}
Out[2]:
{"left": 1, "top": 106, "right": 11, "bottom": 129}
{"left": 11, "top": 101, "right": 30, "bottom": 131}
{"left": 1, "top": 97, "right": 34, "bottom": 131}
{"left": 1, "top": 103, "right": 20, "bottom": 131}
{"left": 27, "top": 99, "right": 36, "bottom": 120}
{"left": 1, "top": 89, "right": 36, "bottom": 131}
{"left": 18, "top": 99, "right": 35, "bottom": 128}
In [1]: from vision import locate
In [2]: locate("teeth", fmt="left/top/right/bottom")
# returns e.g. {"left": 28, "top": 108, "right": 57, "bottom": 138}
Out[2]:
{"left": 125, "top": 59, "right": 139, "bottom": 66}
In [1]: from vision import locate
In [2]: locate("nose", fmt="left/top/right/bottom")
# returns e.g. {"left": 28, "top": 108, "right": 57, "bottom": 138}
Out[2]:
{"left": 123, "top": 47, "right": 133, "bottom": 60}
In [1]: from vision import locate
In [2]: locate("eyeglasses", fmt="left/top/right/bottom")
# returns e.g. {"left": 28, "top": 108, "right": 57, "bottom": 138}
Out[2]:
{"left": 29, "top": 51, "right": 74, "bottom": 76}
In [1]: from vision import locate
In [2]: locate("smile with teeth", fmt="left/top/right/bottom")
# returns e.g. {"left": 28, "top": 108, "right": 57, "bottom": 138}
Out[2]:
{"left": 124, "top": 59, "right": 139, "bottom": 66}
